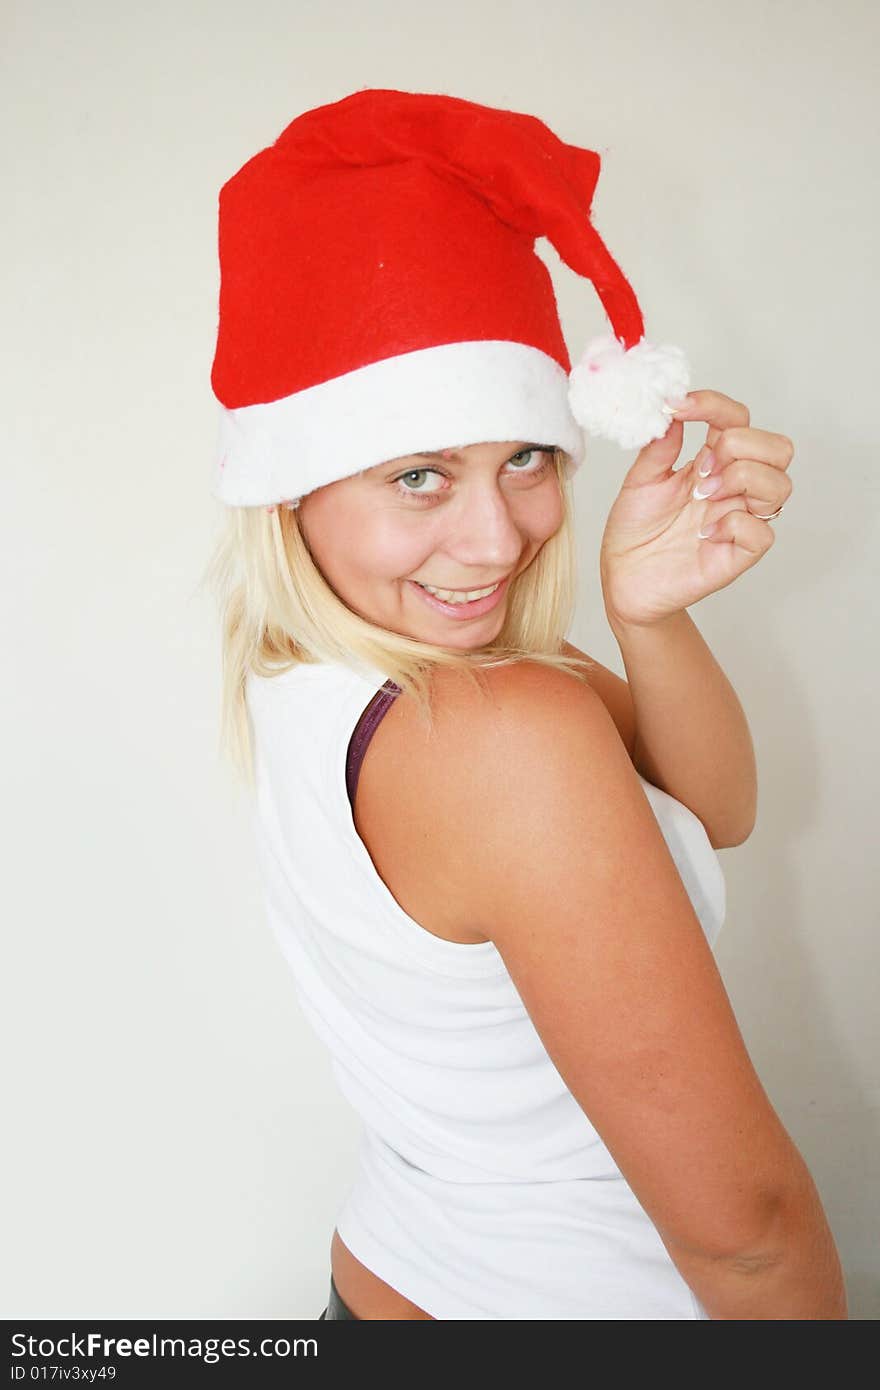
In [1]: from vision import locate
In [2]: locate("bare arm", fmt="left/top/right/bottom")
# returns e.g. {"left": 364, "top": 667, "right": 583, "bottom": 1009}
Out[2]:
{"left": 435, "top": 662, "right": 846, "bottom": 1319}
{"left": 561, "top": 617, "right": 757, "bottom": 850}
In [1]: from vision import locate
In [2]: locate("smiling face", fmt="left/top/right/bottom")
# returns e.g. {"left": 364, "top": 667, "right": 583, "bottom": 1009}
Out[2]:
{"left": 295, "top": 440, "right": 565, "bottom": 649}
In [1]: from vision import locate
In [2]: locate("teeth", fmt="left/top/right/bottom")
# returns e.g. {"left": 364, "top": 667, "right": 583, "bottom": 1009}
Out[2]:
{"left": 417, "top": 581, "right": 501, "bottom": 604}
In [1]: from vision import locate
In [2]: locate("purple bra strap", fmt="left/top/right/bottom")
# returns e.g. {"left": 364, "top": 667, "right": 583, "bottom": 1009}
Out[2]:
{"left": 345, "top": 681, "right": 402, "bottom": 808}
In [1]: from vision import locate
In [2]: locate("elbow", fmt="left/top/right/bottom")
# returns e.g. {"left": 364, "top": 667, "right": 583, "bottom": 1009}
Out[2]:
{"left": 708, "top": 790, "right": 758, "bottom": 849}
{"left": 665, "top": 1185, "right": 791, "bottom": 1272}
{"left": 711, "top": 763, "right": 758, "bottom": 849}
{"left": 710, "top": 816, "right": 756, "bottom": 850}
{"left": 666, "top": 1160, "right": 831, "bottom": 1272}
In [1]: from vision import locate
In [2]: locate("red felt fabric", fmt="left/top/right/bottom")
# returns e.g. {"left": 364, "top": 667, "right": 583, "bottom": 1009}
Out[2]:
{"left": 211, "top": 88, "right": 644, "bottom": 411}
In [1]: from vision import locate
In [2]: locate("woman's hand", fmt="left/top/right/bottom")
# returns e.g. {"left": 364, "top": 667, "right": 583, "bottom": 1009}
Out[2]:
{"left": 599, "top": 390, "right": 794, "bottom": 630}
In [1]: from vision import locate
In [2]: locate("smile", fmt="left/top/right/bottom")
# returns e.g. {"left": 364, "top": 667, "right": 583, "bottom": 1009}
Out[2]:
{"left": 419, "top": 581, "right": 500, "bottom": 602}
{"left": 409, "top": 575, "right": 510, "bottom": 619}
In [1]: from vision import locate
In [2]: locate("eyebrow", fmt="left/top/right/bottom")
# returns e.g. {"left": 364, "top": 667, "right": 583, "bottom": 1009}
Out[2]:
{"left": 413, "top": 441, "right": 552, "bottom": 460}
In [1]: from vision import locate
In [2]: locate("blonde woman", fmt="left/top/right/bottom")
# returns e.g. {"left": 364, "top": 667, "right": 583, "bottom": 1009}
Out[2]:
{"left": 206, "top": 89, "right": 845, "bottom": 1320}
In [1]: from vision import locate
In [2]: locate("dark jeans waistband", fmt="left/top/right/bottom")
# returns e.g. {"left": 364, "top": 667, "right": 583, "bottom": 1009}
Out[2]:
{"left": 317, "top": 1273, "right": 358, "bottom": 1320}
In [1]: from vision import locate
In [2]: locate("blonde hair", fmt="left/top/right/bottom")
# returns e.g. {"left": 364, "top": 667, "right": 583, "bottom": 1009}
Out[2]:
{"left": 202, "top": 448, "right": 595, "bottom": 790}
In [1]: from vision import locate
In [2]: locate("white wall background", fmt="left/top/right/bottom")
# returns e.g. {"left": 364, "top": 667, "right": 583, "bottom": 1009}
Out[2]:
{"left": 3, "top": 0, "right": 877, "bottom": 1319}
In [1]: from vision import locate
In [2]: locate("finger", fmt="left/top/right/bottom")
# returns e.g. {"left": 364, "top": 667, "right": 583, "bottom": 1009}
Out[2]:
{"left": 712, "top": 428, "right": 795, "bottom": 473}
{"left": 697, "top": 505, "right": 778, "bottom": 557}
{"left": 697, "top": 502, "right": 775, "bottom": 551}
{"left": 695, "top": 458, "right": 794, "bottom": 512}
{"left": 670, "top": 390, "right": 750, "bottom": 450}
{"left": 625, "top": 416, "right": 685, "bottom": 484}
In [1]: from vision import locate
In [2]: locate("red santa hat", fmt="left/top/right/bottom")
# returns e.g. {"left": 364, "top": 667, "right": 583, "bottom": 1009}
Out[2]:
{"left": 210, "top": 88, "right": 691, "bottom": 508}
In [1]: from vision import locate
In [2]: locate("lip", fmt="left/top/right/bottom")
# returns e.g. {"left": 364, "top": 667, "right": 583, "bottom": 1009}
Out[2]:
{"left": 408, "top": 575, "right": 510, "bottom": 619}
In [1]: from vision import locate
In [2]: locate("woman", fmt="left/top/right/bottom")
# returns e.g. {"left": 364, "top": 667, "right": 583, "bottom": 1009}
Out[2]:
{"left": 206, "top": 88, "right": 846, "bottom": 1319}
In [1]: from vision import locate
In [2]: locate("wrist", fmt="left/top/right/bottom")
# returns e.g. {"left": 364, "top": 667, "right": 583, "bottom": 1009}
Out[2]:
{"left": 606, "top": 607, "right": 691, "bottom": 646}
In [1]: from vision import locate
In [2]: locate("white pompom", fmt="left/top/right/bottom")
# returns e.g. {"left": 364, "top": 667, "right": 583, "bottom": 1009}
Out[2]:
{"left": 568, "top": 335, "right": 692, "bottom": 450}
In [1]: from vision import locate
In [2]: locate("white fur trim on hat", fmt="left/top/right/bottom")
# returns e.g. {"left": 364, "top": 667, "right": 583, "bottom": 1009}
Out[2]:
{"left": 212, "top": 340, "right": 588, "bottom": 507}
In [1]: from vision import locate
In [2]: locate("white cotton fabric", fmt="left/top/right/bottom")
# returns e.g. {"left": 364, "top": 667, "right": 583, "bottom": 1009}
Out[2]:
{"left": 246, "top": 658, "right": 727, "bottom": 1320}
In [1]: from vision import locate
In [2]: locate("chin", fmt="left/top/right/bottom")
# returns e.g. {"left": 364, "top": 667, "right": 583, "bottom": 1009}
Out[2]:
{"left": 437, "top": 619, "right": 506, "bottom": 651}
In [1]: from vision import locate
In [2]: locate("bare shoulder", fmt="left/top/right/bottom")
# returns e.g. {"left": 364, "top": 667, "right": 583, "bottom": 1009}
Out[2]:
{"left": 427, "top": 649, "right": 600, "bottom": 724}
{"left": 359, "top": 654, "right": 603, "bottom": 818}
{"left": 418, "top": 654, "right": 642, "bottom": 914}
{"left": 351, "top": 658, "right": 580, "bottom": 946}
{"left": 401, "top": 655, "right": 614, "bottom": 804}
{"left": 380, "top": 644, "right": 632, "bottom": 766}
{"left": 353, "top": 657, "right": 612, "bottom": 945}
{"left": 392, "top": 655, "right": 631, "bottom": 907}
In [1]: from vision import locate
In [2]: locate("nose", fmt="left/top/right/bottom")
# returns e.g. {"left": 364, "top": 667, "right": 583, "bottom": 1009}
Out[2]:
{"left": 442, "top": 478, "right": 525, "bottom": 573}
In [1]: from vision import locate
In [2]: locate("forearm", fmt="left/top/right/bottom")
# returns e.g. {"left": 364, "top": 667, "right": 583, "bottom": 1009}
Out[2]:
{"left": 609, "top": 610, "right": 757, "bottom": 848}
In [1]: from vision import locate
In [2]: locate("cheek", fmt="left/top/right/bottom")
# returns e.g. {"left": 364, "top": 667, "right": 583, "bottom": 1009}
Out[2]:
{"left": 302, "top": 493, "right": 433, "bottom": 590}
{"left": 299, "top": 496, "right": 374, "bottom": 588}
{"left": 526, "top": 481, "right": 565, "bottom": 540}
{"left": 359, "top": 518, "right": 437, "bottom": 581}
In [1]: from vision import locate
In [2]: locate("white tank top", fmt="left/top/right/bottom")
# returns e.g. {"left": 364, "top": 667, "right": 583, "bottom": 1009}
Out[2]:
{"left": 245, "top": 657, "right": 726, "bottom": 1319}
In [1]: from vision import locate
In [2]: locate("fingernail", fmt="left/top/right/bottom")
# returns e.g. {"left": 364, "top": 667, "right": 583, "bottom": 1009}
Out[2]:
{"left": 698, "top": 522, "right": 717, "bottom": 539}
{"left": 693, "top": 476, "right": 722, "bottom": 500}
{"left": 698, "top": 449, "right": 715, "bottom": 478}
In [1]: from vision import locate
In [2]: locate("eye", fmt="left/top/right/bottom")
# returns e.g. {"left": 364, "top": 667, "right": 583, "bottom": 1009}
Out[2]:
{"left": 394, "top": 467, "right": 445, "bottom": 496}
{"left": 391, "top": 448, "right": 553, "bottom": 502}
{"left": 507, "top": 448, "right": 544, "bottom": 470}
